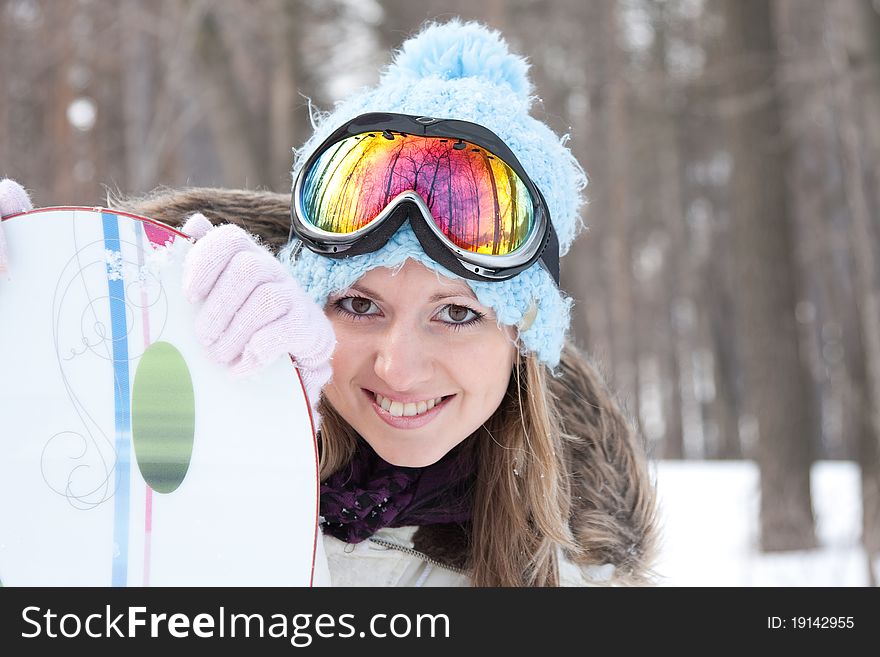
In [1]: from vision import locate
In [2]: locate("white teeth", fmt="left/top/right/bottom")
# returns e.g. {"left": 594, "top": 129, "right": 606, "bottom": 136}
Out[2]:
{"left": 374, "top": 393, "right": 446, "bottom": 417}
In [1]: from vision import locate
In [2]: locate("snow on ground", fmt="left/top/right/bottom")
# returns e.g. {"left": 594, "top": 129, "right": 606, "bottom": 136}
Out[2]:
{"left": 652, "top": 460, "right": 869, "bottom": 586}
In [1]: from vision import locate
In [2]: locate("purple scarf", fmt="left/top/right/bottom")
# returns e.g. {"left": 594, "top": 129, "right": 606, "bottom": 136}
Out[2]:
{"left": 319, "top": 437, "right": 476, "bottom": 544}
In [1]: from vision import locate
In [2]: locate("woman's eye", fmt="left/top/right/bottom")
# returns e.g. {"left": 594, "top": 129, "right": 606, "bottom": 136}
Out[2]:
{"left": 336, "top": 296, "right": 378, "bottom": 316}
{"left": 447, "top": 305, "right": 471, "bottom": 322}
{"left": 437, "top": 304, "right": 483, "bottom": 325}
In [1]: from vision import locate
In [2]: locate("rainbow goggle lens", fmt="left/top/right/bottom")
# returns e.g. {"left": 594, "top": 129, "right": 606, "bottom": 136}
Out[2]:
{"left": 290, "top": 113, "right": 559, "bottom": 283}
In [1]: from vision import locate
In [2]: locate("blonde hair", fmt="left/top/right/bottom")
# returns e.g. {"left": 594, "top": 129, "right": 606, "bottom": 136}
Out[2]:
{"left": 318, "top": 350, "right": 577, "bottom": 587}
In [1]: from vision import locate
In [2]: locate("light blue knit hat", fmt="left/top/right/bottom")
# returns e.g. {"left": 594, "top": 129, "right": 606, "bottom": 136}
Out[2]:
{"left": 280, "top": 19, "right": 587, "bottom": 369}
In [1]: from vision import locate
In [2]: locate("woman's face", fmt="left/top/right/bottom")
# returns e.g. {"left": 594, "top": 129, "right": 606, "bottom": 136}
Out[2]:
{"left": 323, "top": 259, "right": 517, "bottom": 467}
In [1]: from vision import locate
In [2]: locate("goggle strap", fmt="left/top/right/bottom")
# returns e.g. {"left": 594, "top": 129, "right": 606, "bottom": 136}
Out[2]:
{"left": 289, "top": 237, "right": 305, "bottom": 262}
{"left": 541, "top": 221, "right": 560, "bottom": 285}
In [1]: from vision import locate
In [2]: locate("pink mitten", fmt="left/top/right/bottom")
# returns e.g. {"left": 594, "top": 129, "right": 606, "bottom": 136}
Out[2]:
{"left": 181, "top": 214, "right": 336, "bottom": 426}
{"left": 0, "top": 179, "right": 34, "bottom": 273}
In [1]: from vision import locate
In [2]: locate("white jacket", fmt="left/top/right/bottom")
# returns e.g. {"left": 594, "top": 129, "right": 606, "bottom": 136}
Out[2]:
{"left": 315, "top": 525, "right": 616, "bottom": 587}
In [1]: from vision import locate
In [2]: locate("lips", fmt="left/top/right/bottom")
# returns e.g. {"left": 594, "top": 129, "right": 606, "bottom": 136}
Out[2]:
{"left": 362, "top": 389, "right": 453, "bottom": 429}
{"left": 374, "top": 392, "right": 445, "bottom": 418}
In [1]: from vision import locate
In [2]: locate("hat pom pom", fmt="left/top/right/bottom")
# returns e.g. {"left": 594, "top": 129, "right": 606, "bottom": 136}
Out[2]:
{"left": 385, "top": 19, "right": 533, "bottom": 99}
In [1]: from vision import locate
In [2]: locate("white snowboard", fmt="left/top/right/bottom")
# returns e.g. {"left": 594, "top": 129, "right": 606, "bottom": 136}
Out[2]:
{"left": 0, "top": 207, "right": 325, "bottom": 586}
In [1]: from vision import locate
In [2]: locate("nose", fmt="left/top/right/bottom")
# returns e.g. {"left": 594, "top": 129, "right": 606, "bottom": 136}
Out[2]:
{"left": 373, "top": 321, "right": 435, "bottom": 392}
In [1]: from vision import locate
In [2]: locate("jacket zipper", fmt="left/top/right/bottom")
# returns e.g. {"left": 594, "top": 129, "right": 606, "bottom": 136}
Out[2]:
{"left": 367, "top": 537, "right": 466, "bottom": 575}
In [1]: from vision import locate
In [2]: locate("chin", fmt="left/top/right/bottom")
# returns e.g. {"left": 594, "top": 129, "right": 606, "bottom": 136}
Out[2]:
{"left": 369, "top": 443, "right": 446, "bottom": 468}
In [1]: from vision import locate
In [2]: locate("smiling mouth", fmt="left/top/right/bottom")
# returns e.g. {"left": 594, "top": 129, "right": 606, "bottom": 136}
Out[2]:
{"left": 364, "top": 390, "right": 453, "bottom": 418}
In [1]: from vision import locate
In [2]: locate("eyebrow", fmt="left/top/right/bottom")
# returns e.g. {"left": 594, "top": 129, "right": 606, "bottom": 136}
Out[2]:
{"left": 348, "top": 284, "right": 385, "bottom": 300}
{"left": 429, "top": 289, "right": 478, "bottom": 303}
{"left": 349, "top": 283, "right": 478, "bottom": 303}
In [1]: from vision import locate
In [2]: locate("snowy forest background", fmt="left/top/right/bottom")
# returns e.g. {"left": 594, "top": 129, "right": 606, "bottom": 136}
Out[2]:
{"left": 1, "top": 0, "right": 879, "bottom": 585}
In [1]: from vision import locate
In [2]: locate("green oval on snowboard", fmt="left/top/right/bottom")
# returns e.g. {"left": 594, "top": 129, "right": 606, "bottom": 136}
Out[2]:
{"left": 132, "top": 341, "right": 195, "bottom": 494}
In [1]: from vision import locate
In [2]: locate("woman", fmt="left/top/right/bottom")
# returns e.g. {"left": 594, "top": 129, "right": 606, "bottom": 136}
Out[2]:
{"left": 0, "top": 20, "right": 658, "bottom": 586}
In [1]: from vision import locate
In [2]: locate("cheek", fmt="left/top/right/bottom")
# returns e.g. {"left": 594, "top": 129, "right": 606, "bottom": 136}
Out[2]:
{"left": 489, "top": 343, "right": 517, "bottom": 394}
{"left": 490, "top": 329, "right": 517, "bottom": 390}
{"left": 484, "top": 325, "right": 517, "bottom": 365}
{"left": 326, "top": 318, "right": 366, "bottom": 373}
{"left": 454, "top": 328, "right": 517, "bottom": 394}
{"left": 323, "top": 319, "right": 364, "bottom": 403}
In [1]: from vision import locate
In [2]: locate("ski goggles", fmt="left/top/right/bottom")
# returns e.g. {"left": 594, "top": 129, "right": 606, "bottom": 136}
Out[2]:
{"left": 290, "top": 112, "right": 559, "bottom": 283}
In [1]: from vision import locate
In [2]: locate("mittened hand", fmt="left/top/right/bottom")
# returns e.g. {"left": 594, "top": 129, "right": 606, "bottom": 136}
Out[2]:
{"left": 180, "top": 214, "right": 336, "bottom": 407}
{"left": 0, "top": 179, "right": 34, "bottom": 273}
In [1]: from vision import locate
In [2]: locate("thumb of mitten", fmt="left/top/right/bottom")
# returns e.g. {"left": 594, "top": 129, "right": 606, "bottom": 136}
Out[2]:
{"left": 181, "top": 212, "right": 213, "bottom": 241}
{"left": 0, "top": 221, "right": 7, "bottom": 275}
{"left": 0, "top": 178, "right": 34, "bottom": 274}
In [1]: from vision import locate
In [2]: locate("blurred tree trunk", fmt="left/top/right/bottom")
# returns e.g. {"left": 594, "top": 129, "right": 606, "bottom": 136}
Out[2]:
{"left": 267, "top": 0, "right": 311, "bottom": 191}
{"left": 855, "top": 0, "right": 880, "bottom": 589}
{"left": 90, "top": 0, "right": 127, "bottom": 204}
{"left": 122, "top": 0, "right": 162, "bottom": 193}
{"left": 570, "top": 13, "right": 615, "bottom": 380}
{"left": 4, "top": 0, "right": 54, "bottom": 203}
{"left": 775, "top": 0, "right": 850, "bottom": 467}
{"left": 194, "top": 6, "right": 265, "bottom": 186}
{"left": 717, "top": 0, "right": 817, "bottom": 551}
{"left": 630, "top": 96, "right": 683, "bottom": 456}
{"left": 49, "top": 1, "right": 78, "bottom": 203}
{"left": 684, "top": 4, "right": 744, "bottom": 460}
{"left": 644, "top": 1, "right": 687, "bottom": 458}
{"left": 704, "top": 280, "right": 743, "bottom": 458}
{"left": 825, "top": 0, "right": 880, "bottom": 583}
{"left": 605, "top": 2, "right": 638, "bottom": 420}
{"left": 850, "top": 298, "right": 880, "bottom": 585}
{"left": 122, "top": 0, "right": 153, "bottom": 192}
{"left": 630, "top": 96, "right": 670, "bottom": 453}
{"left": 123, "top": 0, "right": 206, "bottom": 192}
